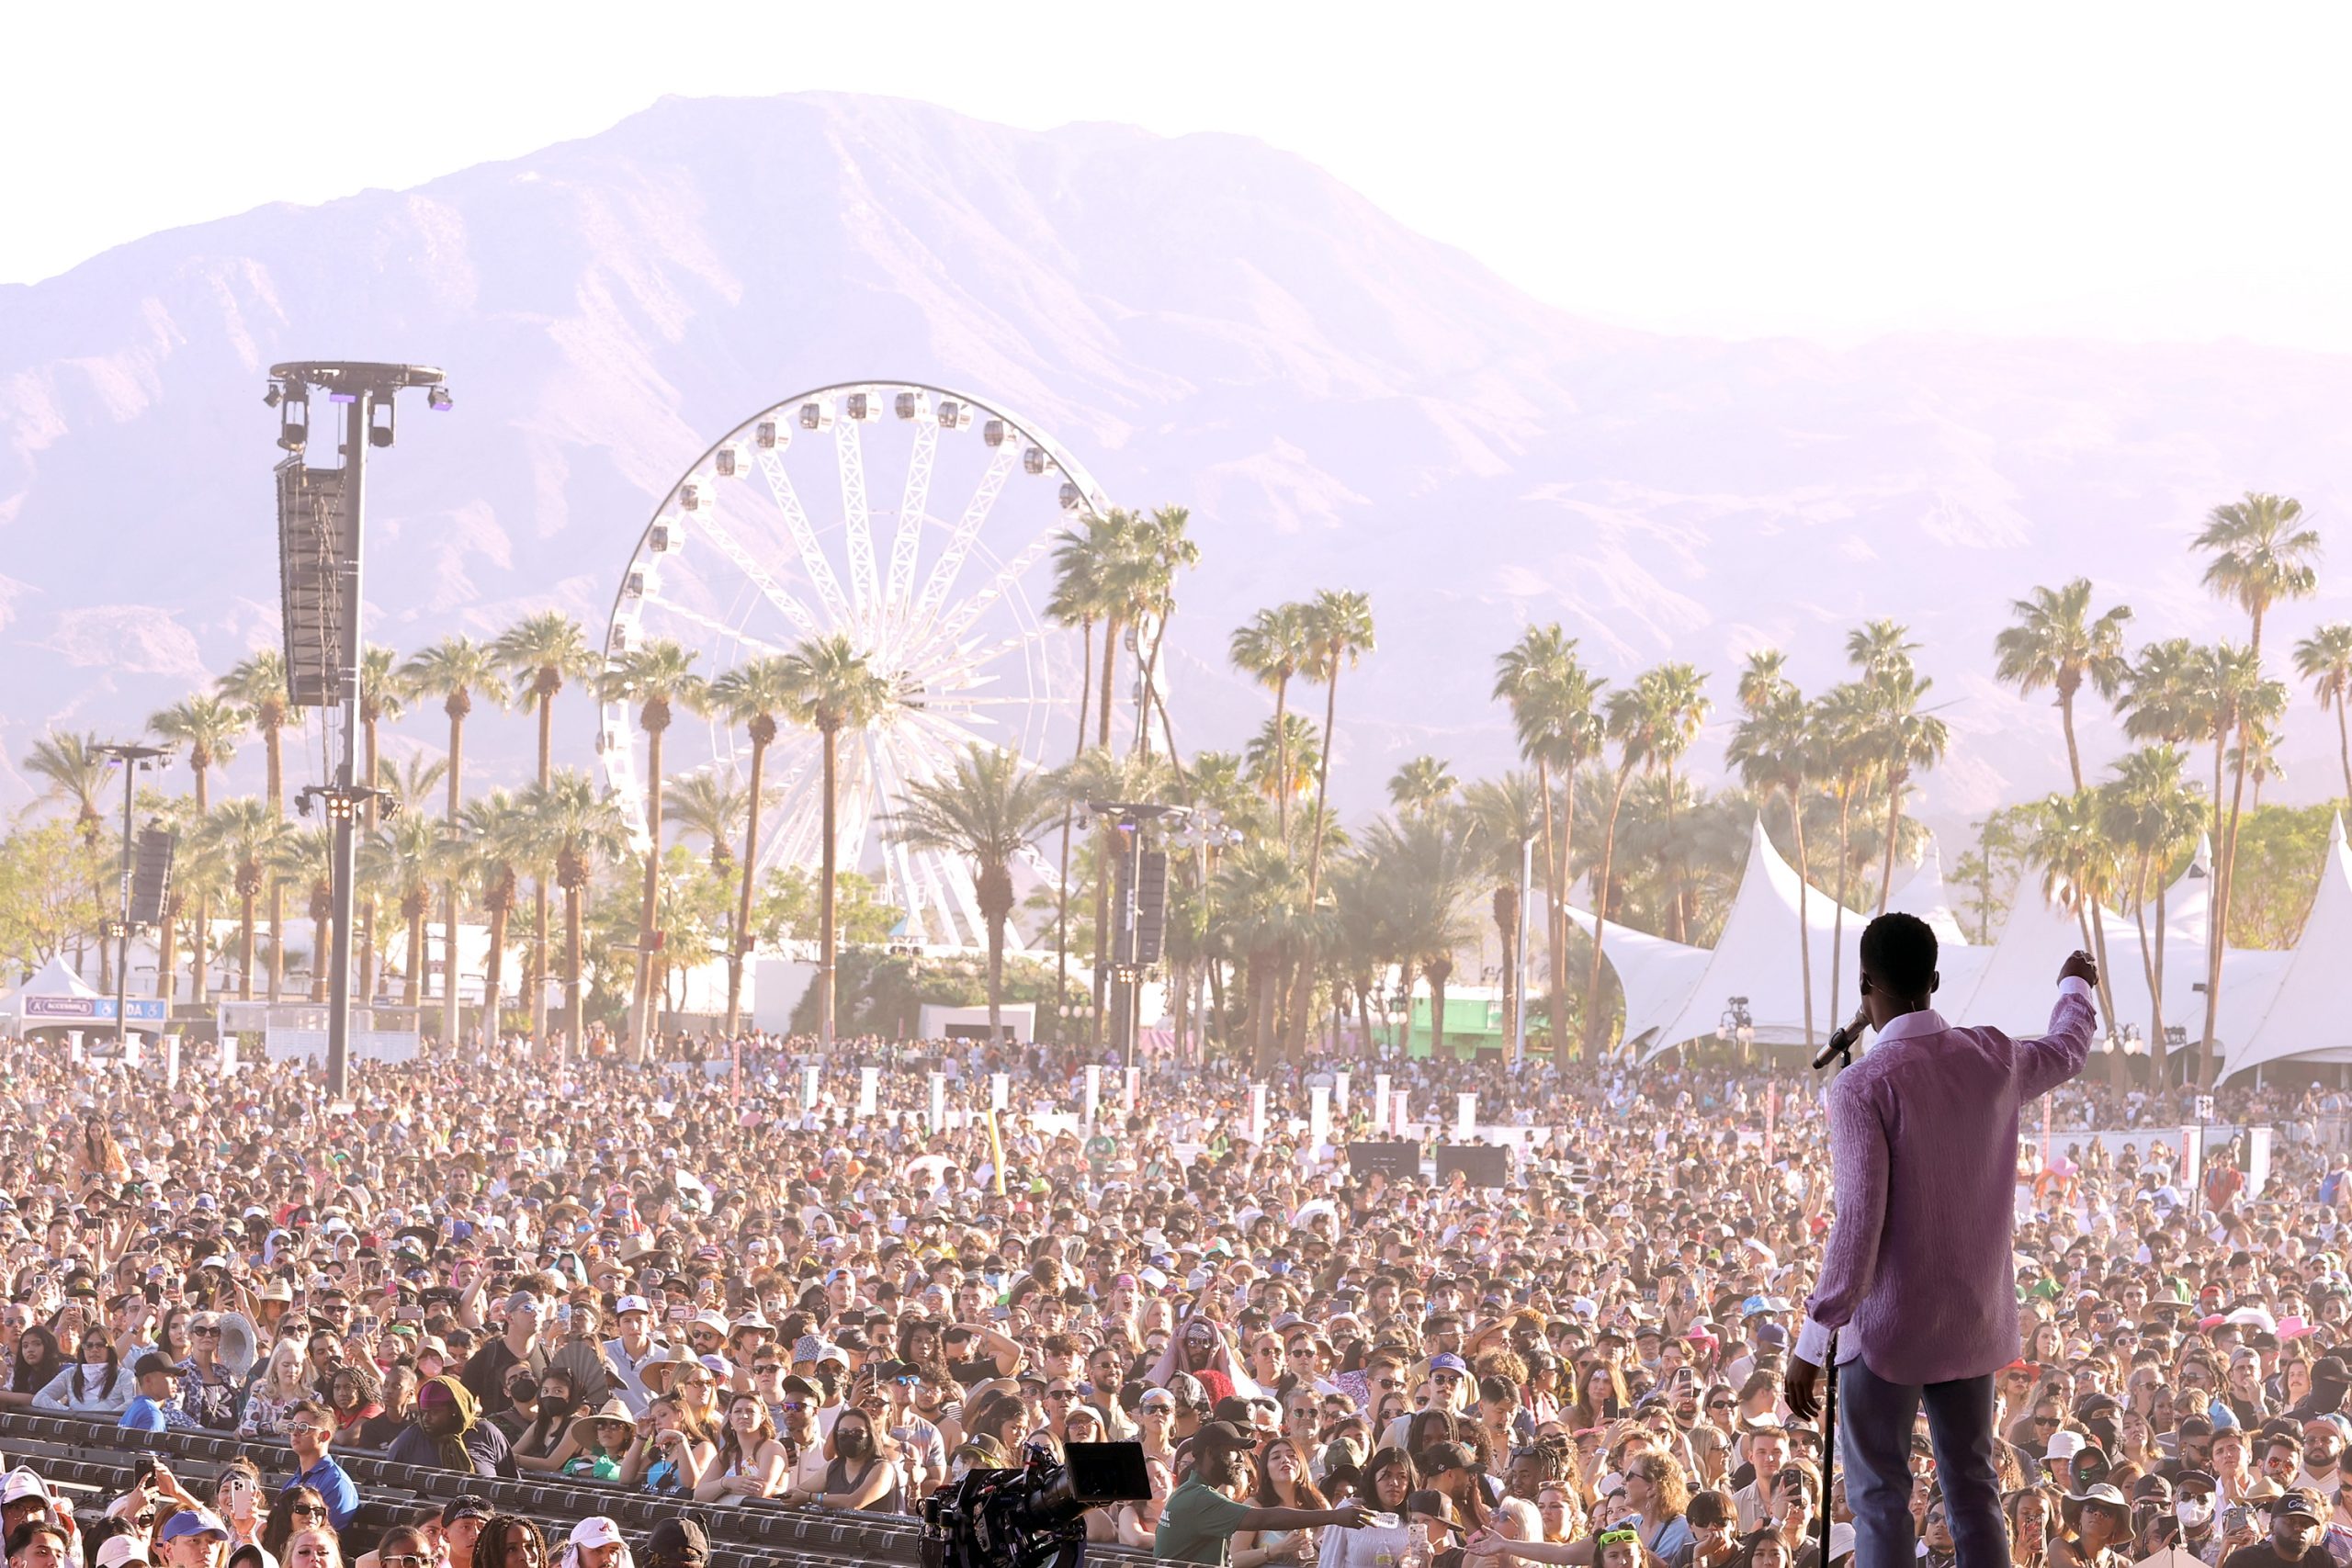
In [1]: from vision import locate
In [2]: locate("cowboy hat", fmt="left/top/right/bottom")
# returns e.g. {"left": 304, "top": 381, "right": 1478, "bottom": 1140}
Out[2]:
{"left": 569, "top": 1397, "right": 638, "bottom": 1450}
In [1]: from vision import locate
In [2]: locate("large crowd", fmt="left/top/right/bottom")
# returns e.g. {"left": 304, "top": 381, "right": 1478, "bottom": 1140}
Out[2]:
{"left": 0, "top": 1021, "right": 2348, "bottom": 1568}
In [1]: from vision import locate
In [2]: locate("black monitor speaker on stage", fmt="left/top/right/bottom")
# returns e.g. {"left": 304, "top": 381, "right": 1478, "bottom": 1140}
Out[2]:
{"left": 1436, "top": 1144, "right": 1509, "bottom": 1187}
{"left": 1348, "top": 1141, "right": 1422, "bottom": 1180}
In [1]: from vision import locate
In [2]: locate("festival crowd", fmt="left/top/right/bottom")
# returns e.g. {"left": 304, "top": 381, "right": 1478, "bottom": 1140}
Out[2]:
{"left": 0, "top": 1023, "right": 2347, "bottom": 1568}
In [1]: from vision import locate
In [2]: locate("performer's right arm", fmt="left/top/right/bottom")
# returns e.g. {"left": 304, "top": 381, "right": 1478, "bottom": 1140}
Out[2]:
{"left": 1795, "top": 1077, "right": 1889, "bottom": 1366}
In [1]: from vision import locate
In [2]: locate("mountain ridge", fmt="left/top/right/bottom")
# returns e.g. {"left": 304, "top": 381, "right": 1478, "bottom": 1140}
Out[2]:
{"left": 3, "top": 90, "right": 2349, "bottom": 835}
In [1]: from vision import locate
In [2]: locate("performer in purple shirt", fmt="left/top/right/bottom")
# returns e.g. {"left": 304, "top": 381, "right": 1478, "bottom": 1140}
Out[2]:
{"left": 1785, "top": 912, "right": 2098, "bottom": 1568}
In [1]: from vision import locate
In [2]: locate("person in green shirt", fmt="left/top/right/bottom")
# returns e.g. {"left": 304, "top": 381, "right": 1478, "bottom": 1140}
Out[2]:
{"left": 1156, "top": 1421, "right": 1366, "bottom": 1565}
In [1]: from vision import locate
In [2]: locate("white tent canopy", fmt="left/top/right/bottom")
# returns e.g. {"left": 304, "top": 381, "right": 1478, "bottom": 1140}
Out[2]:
{"left": 2223, "top": 815, "right": 2352, "bottom": 1079}
{"left": 1634, "top": 818, "right": 1870, "bottom": 1064}
{"left": 1564, "top": 814, "right": 2320, "bottom": 1075}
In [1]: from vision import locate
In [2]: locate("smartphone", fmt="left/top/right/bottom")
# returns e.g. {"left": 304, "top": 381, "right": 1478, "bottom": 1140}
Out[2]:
{"left": 142, "top": 1283, "right": 160, "bottom": 1306}
{"left": 2225, "top": 1506, "right": 2249, "bottom": 1538}
{"left": 669, "top": 1306, "right": 691, "bottom": 1323}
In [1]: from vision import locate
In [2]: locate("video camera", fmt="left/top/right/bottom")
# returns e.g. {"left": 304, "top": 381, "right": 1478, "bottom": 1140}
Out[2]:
{"left": 921, "top": 1440, "right": 1150, "bottom": 1568}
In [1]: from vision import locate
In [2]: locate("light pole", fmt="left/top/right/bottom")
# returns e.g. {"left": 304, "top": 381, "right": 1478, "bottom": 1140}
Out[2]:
{"left": 1513, "top": 834, "right": 1532, "bottom": 1065}
{"left": 95, "top": 743, "right": 170, "bottom": 1054}
{"left": 268, "top": 361, "right": 449, "bottom": 1098}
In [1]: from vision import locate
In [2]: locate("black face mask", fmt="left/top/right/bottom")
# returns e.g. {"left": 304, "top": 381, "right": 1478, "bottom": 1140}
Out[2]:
{"left": 539, "top": 1394, "right": 575, "bottom": 1417}
{"left": 837, "top": 1429, "right": 870, "bottom": 1457}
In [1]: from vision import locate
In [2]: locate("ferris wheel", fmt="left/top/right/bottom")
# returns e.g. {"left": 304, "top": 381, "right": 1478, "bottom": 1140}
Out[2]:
{"left": 598, "top": 380, "right": 1107, "bottom": 950}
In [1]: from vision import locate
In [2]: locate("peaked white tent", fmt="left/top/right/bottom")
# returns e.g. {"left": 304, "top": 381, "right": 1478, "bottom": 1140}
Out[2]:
{"left": 1635, "top": 818, "right": 1872, "bottom": 1064}
{"left": 2223, "top": 815, "right": 2352, "bottom": 1079}
{"left": 5, "top": 956, "right": 107, "bottom": 1034}
{"left": 1887, "top": 838, "right": 1969, "bottom": 945}
{"left": 1561, "top": 905, "right": 1711, "bottom": 1055}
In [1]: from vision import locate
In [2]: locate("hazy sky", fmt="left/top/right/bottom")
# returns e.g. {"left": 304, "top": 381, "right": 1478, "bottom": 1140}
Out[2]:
{"left": 6, "top": 4, "right": 2349, "bottom": 349}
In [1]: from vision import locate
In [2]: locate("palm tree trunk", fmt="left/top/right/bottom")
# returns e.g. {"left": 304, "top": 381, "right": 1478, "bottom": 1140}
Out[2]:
{"left": 724, "top": 728, "right": 770, "bottom": 1038}
{"left": 1494, "top": 885, "right": 1520, "bottom": 1048}
{"left": 1583, "top": 764, "right": 1635, "bottom": 1054}
{"left": 2208, "top": 731, "right": 2254, "bottom": 1085}
{"left": 404, "top": 906, "right": 424, "bottom": 1008}
{"left": 1097, "top": 614, "right": 1123, "bottom": 750}
{"left": 445, "top": 708, "right": 465, "bottom": 1048}
{"left": 485, "top": 897, "right": 508, "bottom": 1032}
{"left": 266, "top": 726, "right": 285, "bottom": 1004}
{"left": 1788, "top": 785, "right": 1816, "bottom": 1049}
{"left": 564, "top": 881, "right": 586, "bottom": 1055}
{"left": 533, "top": 682, "right": 556, "bottom": 1046}
{"left": 2131, "top": 855, "right": 2165, "bottom": 1080}
{"left": 1152, "top": 682, "right": 1186, "bottom": 779}
{"left": 1272, "top": 676, "right": 1293, "bottom": 844}
{"left": 2060, "top": 688, "right": 2085, "bottom": 794}
{"left": 985, "top": 909, "right": 1006, "bottom": 1043}
{"left": 2200, "top": 735, "right": 2232, "bottom": 1085}
{"left": 189, "top": 767, "right": 211, "bottom": 1006}
{"left": 1877, "top": 767, "right": 1905, "bottom": 917}
{"left": 632, "top": 724, "right": 666, "bottom": 1062}
{"left": 1535, "top": 759, "right": 1565, "bottom": 1052}
{"left": 2152, "top": 874, "right": 2170, "bottom": 1083}
{"left": 1829, "top": 791, "right": 1854, "bottom": 1016}
{"left": 238, "top": 890, "right": 257, "bottom": 1001}
{"left": 1056, "top": 621, "right": 1093, "bottom": 1045}
{"left": 2335, "top": 699, "right": 2352, "bottom": 807}
{"left": 1248, "top": 952, "right": 1278, "bottom": 1074}
{"left": 1429, "top": 959, "right": 1452, "bottom": 1059}
{"left": 1305, "top": 671, "right": 1342, "bottom": 892}
{"left": 1206, "top": 956, "right": 1227, "bottom": 1060}
{"left": 817, "top": 724, "right": 840, "bottom": 1050}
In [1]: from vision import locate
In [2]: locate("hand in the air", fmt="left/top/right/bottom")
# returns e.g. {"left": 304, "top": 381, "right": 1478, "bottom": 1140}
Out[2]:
{"left": 2059, "top": 950, "right": 2098, "bottom": 988}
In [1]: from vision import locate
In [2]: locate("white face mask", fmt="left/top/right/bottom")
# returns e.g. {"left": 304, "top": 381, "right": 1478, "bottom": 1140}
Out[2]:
{"left": 2176, "top": 1498, "right": 2213, "bottom": 1530}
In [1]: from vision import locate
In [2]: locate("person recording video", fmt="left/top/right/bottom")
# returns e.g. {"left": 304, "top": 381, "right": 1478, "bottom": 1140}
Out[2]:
{"left": 1784, "top": 913, "right": 2098, "bottom": 1568}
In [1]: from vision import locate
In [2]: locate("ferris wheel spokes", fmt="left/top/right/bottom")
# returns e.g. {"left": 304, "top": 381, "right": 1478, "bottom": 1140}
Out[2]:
{"left": 757, "top": 448, "right": 856, "bottom": 631}
{"left": 909, "top": 439, "right": 1020, "bottom": 641}
{"left": 834, "top": 413, "right": 880, "bottom": 637}
{"left": 888, "top": 415, "right": 939, "bottom": 630}
{"left": 688, "top": 507, "right": 823, "bottom": 641}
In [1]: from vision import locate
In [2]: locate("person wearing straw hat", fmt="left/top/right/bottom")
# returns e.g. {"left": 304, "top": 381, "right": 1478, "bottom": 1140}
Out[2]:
{"left": 2056, "top": 1483, "right": 2132, "bottom": 1568}
{"left": 554, "top": 1398, "right": 637, "bottom": 1482}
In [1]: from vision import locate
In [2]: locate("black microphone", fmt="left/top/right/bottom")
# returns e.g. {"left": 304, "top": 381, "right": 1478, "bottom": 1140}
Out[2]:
{"left": 1812, "top": 1008, "right": 1869, "bottom": 1071}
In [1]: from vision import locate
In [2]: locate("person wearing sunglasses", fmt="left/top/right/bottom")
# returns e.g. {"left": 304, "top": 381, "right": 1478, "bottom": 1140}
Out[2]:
{"left": 257, "top": 1487, "right": 330, "bottom": 1567}
{"left": 283, "top": 1400, "right": 358, "bottom": 1533}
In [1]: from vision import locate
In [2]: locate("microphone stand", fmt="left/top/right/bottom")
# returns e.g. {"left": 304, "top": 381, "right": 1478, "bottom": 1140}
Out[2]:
{"left": 1813, "top": 1015, "right": 1861, "bottom": 1568}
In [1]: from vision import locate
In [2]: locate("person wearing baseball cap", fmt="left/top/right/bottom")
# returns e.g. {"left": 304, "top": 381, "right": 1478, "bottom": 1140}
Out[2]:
{"left": 1155, "top": 1421, "right": 1366, "bottom": 1563}
{"left": 641, "top": 1520, "right": 707, "bottom": 1568}
{"left": 2227, "top": 1487, "right": 2326, "bottom": 1568}
{"left": 438, "top": 1499, "right": 492, "bottom": 1568}
{"left": 157, "top": 1511, "right": 230, "bottom": 1568}
{"left": 118, "top": 1353, "right": 180, "bottom": 1434}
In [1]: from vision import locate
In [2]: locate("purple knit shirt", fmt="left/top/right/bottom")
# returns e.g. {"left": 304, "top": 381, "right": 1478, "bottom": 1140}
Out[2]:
{"left": 1796, "top": 977, "right": 2096, "bottom": 1385}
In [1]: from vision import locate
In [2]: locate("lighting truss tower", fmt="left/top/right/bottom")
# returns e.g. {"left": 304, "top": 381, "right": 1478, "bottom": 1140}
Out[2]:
{"left": 270, "top": 361, "right": 449, "bottom": 1097}
{"left": 95, "top": 743, "right": 171, "bottom": 1055}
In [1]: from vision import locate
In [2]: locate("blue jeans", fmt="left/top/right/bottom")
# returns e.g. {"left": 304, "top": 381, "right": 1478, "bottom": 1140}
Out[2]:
{"left": 1837, "top": 1360, "right": 2003, "bottom": 1568}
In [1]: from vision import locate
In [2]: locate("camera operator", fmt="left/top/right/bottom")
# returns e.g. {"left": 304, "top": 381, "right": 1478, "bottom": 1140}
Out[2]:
{"left": 1157, "top": 1420, "right": 1366, "bottom": 1565}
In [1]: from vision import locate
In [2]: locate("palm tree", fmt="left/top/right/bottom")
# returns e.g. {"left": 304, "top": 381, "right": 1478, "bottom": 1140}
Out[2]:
{"left": 1228, "top": 604, "right": 1317, "bottom": 843}
{"left": 1301, "top": 588, "right": 1374, "bottom": 891}
{"left": 1363, "top": 813, "right": 1479, "bottom": 1061}
{"left": 495, "top": 611, "right": 598, "bottom": 1042}
{"left": 1245, "top": 715, "right": 1322, "bottom": 812}
{"left": 459, "top": 790, "right": 532, "bottom": 1031}
{"left": 664, "top": 770, "right": 747, "bottom": 872}
{"left": 2184, "top": 642, "right": 2285, "bottom": 1082}
{"left": 220, "top": 652, "right": 293, "bottom": 998}
{"left": 148, "top": 698, "right": 245, "bottom": 1000}
{"left": 1047, "top": 521, "right": 1115, "bottom": 1042}
{"left": 779, "top": 633, "right": 898, "bottom": 1049}
{"left": 1213, "top": 842, "right": 1316, "bottom": 1071}
{"left": 1494, "top": 626, "right": 1604, "bottom": 1056}
{"left": 1463, "top": 773, "right": 1542, "bottom": 1049}
{"left": 357, "top": 647, "right": 408, "bottom": 827}
{"left": 2098, "top": 745, "right": 2204, "bottom": 1081}
{"left": 2293, "top": 623, "right": 2352, "bottom": 806}
{"left": 363, "top": 811, "right": 447, "bottom": 1010}
{"left": 1387, "top": 756, "right": 1458, "bottom": 818}
{"left": 520, "top": 770, "right": 631, "bottom": 1055}
{"left": 401, "top": 637, "right": 510, "bottom": 1040}
{"left": 1994, "top": 579, "right": 2134, "bottom": 792}
{"left": 2023, "top": 788, "right": 2124, "bottom": 1044}
{"left": 194, "top": 798, "right": 288, "bottom": 1001}
{"left": 2196, "top": 492, "right": 2321, "bottom": 665}
{"left": 601, "top": 638, "right": 708, "bottom": 1059}
{"left": 1129, "top": 505, "right": 1201, "bottom": 762}
{"left": 1642, "top": 663, "right": 1711, "bottom": 942}
{"left": 708, "top": 656, "right": 800, "bottom": 1037}
{"left": 886, "top": 744, "right": 1062, "bottom": 1041}
{"left": 1727, "top": 659, "right": 1819, "bottom": 1047}
{"left": 1844, "top": 624, "right": 1947, "bottom": 914}
{"left": 23, "top": 730, "right": 116, "bottom": 983}
{"left": 273, "top": 826, "right": 337, "bottom": 1001}
{"left": 1584, "top": 670, "right": 1674, "bottom": 1053}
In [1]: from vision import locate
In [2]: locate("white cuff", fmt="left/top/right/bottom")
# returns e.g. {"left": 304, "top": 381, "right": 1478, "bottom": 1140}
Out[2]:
{"left": 2058, "top": 976, "right": 2092, "bottom": 999}
{"left": 1794, "top": 1316, "right": 1833, "bottom": 1366}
